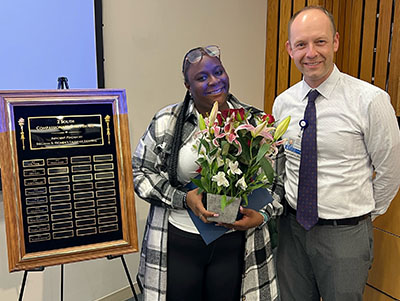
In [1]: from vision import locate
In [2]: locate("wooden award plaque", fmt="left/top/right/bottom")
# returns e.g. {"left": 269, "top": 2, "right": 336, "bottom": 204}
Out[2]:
{"left": 0, "top": 89, "right": 138, "bottom": 272}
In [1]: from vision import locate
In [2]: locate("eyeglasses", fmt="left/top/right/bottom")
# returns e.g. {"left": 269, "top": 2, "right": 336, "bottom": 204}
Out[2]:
{"left": 184, "top": 45, "right": 220, "bottom": 64}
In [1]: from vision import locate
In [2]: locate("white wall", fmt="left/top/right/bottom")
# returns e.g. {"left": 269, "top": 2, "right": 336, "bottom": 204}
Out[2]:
{"left": 0, "top": 0, "right": 267, "bottom": 300}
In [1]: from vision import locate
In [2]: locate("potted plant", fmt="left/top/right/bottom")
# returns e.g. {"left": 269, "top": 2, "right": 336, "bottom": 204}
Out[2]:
{"left": 191, "top": 101, "right": 290, "bottom": 224}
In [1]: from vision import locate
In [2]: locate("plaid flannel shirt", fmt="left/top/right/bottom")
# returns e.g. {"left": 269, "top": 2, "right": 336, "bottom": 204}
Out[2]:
{"left": 132, "top": 95, "right": 284, "bottom": 301}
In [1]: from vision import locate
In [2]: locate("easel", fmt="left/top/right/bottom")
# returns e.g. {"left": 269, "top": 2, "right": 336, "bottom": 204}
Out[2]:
{"left": 17, "top": 77, "right": 139, "bottom": 301}
{"left": 18, "top": 255, "right": 138, "bottom": 301}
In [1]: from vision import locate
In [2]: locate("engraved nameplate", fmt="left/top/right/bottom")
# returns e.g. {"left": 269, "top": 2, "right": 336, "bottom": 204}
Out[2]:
{"left": 50, "top": 203, "right": 72, "bottom": 212}
{"left": 71, "top": 165, "right": 92, "bottom": 173}
{"left": 93, "top": 154, "right": 113, "bottom": 162}
{"left": 27, "top": 214, "right": 50, "bottom": 224}
{"left": 96, "top": 189, "right": 116, "bottom": 198}
{"left": 74, "top": 200, "right": 95, "bottom": 210}
{"left": 94, "top": 172, "right": 114, "bottom": 180}
{"left": 27, "top": 205, "right": 49, "bottom": 215}
{"left": 25, "top": 187, "right": 47, "bottom": 196}
{"left": 52, "top": 221, "right": 74, "bottom": 231}
{"left": 94, "top": 163, "right": 114, "bottom": 171}
{"left": 23, "top": 159, "right": 45, "bottom": 168}
{"left": 73, "top": 183, "right": 93, "bottom": 191}
{"left": 47, "top": 167, "right": 69, "bottom": 175}
{"left": 50, "top": 194, "right": 71, "bottom": 203}
{"left": 72, "top": 174, "right": 93, "bottom": 182}
{"left": 29, "top": 233, "right": 51, "bottom": 243}
{"left": 53, "top": 230, "right": 74, "bottom": 239}
{"left": 75, "top": 209, "right": 96, "bottom": 219}
{"left": 49, "top": 185, "right": 70, "bottom": 194}
{"left": 28, "top": 223, "right": 51, "bottom": 234}
{"left": 97, "top": 206, "right": 117, "bottom": 216}
{"left": 73, "top": 191, "right": 94, "bottom": 200}
{"left": 98, "top": 215, "right": 118, "bottom": 225}
{"left": 95, "top": 180, "right": 115, "bottom": 189}
{"left": 97, "top": 198, "right": 116, "bottom": 207}
{"left": 51, "top": 212, "right": 73, "bottom": 221}
{"left": 99, "top": 224, "right": 118, "bottom": 233}
{"left": 70, "top": 156, "right": 91, "bottom": 164}
{"left": 75, "top": 218, "right": 96, "bottom": 228}
{"left": 47, "top": 157, "right": 68, "bottom": 166}
{"left": 48, "top": 175, "right": 70, "bottom": 185}
{"left": 26, "top": 196, "right": 48, "bottom": 206}
{"left": 23, "top": 168, "right": 46, "bottom": 177}
{"left": 76, "top": 227, "right": 97, "bottom": 236}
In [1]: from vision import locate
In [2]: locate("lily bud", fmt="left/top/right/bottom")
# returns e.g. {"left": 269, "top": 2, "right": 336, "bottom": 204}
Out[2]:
{"left": 198, "top": 114, "right": 206, "bottom": 130}
{"left": 274, "top": 116, "right": 291, "bottom": 141}
{"left": 208, "top": 101, "right": 219, "bottom": 127}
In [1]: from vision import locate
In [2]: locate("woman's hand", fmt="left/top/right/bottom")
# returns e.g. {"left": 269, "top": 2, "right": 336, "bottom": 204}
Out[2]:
{"left": 219, "top": 206, "right": 264, "bottom": 231}
{"left": 186, "top": 189, "right": 219, "bottom": 223}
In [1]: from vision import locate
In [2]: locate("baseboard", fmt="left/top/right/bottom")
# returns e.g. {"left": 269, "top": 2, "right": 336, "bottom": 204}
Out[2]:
{"left": 96, "top": 282, "right": 141, "bottom": 301}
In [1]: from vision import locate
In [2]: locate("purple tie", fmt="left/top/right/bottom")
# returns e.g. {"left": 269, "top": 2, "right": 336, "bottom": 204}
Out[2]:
{"left": 297, "top": 89, "right": 319, "bottom": 230}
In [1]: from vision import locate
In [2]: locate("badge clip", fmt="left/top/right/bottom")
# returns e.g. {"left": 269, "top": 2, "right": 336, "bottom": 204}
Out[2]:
{"left": 299, "top": 119, "right": 308, "bottom": 129}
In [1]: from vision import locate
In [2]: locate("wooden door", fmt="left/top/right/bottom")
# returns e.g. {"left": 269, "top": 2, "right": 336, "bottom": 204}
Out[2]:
{"left": 264, "top": 1, "right": 400, "bottom": 299}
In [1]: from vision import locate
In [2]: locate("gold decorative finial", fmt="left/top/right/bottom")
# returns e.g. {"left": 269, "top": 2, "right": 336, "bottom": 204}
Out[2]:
{"left": 18, "top": 118, "right": 25, "bottom": 150}
{"left": 105, "top": 115, "right": 111, "bottom": 144}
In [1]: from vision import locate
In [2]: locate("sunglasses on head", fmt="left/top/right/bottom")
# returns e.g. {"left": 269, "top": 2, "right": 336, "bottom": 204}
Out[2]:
{"left": 184, "top": 45, "right": 220, "bottom": 64}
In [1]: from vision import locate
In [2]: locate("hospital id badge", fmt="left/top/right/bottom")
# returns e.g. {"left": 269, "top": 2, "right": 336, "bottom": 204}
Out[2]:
{"left": 284, "top": 133, "right": 302, "bottom": 160}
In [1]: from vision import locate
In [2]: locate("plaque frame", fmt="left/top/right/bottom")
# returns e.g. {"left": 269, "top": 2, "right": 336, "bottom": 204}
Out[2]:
{"left": 0, "top": 89, "right": 138, "bottom": 272}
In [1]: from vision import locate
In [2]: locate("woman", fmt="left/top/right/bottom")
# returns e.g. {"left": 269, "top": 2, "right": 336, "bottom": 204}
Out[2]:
{"left": 133, "top": 45, "right": 282, "bottom": 301}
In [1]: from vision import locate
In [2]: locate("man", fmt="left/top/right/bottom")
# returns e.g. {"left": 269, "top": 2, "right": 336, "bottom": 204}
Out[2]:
{"left": 273, "top": 6, "right": 400, "bottom": 301}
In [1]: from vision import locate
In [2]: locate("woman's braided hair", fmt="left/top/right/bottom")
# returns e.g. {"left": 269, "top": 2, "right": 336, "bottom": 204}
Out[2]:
{"left": 167, "top": 90, "right": 191, "bottom": 187}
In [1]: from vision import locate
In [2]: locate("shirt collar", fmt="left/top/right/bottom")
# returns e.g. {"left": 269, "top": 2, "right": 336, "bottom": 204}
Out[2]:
{"left": 300, "top": 65, "right": 340, "bottom": 101}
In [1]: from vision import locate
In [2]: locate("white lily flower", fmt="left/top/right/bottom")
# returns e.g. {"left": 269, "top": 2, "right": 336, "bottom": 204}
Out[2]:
{"left": 228, "top": 160, "right": 242, "bottom": 175}
{"left": 235, "top": 176, "right": 247, "bottom": 190}
{"left": 212, "top": 171, "right": 230, "bottom": 187}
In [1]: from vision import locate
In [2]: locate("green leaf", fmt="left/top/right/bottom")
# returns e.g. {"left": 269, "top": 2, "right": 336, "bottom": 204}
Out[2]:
{"left": 221, "top": 195, "right": 227, "bottom": 211}
{"left": 260, "top": 157, "right": 274, "bottom": 184}
{"left": 221, "top": 141, "right": 230, "bottom": 155}
{"left": 242, "top": 194, "right": 249, "bottom": 207}
{"left": 200, "top": 138, "right": 210, "bottom": 153}
{"left": 238, "top": 137, "right": 251, "bottom": 162}
{"left": 209, "top": 147, "right": 218, "bottom": 157}
{"left": 191, "top": 178, "right": 204, "bottom": 190}
{"left": 201, "top": 176, "right": 210, "bottom": 192}
{"left": 256, "top": 143, "right": 271, "bottom": 163}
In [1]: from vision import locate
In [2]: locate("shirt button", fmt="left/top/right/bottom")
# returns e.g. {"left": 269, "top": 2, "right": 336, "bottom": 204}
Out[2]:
{"left": 242, "top": 296, "right": 246, "bottom": 301}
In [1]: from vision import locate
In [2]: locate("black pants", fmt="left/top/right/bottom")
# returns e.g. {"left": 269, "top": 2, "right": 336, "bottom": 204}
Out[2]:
{"left": 167, "top": 223, "right": 245, "bottom": 301}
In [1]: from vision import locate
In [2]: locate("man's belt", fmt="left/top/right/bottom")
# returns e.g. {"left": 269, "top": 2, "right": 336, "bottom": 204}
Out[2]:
{"left": 286, "top": 205, "right": 370, "bottom": 226}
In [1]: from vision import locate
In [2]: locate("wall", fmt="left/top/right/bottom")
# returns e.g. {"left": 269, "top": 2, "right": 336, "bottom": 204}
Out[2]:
{"left": 0, "top": 0, "right": 268, "bottom": 300}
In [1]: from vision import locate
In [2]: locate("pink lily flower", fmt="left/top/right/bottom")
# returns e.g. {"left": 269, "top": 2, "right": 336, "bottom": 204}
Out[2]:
{"left": 236, "top": 120, "right": 274, "bottom": 140}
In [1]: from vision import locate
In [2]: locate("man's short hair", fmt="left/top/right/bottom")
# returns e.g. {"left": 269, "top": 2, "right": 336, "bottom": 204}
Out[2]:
{"left": 288, "top": 6, "right": 337, "bottom": 41}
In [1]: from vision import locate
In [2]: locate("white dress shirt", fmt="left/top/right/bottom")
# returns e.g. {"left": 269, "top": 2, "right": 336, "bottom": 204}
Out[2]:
{"left": 273, "top": 65, "right": 400, "bottom": 219}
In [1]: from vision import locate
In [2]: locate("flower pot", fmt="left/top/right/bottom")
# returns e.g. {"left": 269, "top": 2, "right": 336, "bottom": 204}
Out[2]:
{"left": 206, "top": 193, "right": 241, "bottom": 224}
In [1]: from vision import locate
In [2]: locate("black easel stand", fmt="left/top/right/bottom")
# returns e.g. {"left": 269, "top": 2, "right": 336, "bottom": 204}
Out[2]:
{"left": 18, "top": 255, "right": 138, "bottom": 301}
{"left": 57, "top": 76, "right": 69, "bottom": 89}
{"left": 107, "top": 255, "right": 139, "bottom": 301}
{"left": 18, "top": 267, "right": 45, "bottom": 301}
